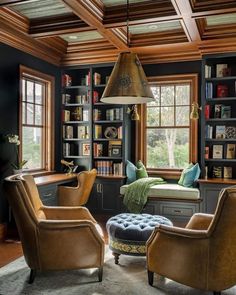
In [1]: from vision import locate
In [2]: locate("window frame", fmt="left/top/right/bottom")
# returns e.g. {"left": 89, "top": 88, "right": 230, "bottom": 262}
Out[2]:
{"left": 19, "top": 65, "right": 55, "bottom": 174}
{"left": 135, "top": 74, "right": 198, "bottom": 179}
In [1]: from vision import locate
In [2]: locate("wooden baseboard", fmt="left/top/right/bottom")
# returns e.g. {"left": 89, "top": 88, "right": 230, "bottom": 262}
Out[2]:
{"left": 0, "top": 223, "right": 7, "bottom": 241}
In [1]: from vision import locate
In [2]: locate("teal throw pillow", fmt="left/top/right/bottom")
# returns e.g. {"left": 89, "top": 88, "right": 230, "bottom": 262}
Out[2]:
{"left": 182, "top": 163, "right": 201, "bottom": 187}
{"left": 136, "top": 160, "right": 148, "bottom": 179}
{"left": 126, "top": 160, "right": 137, "bottom": 184}
{"left": 178, "top": 163, "right": 194, "bottom": 185}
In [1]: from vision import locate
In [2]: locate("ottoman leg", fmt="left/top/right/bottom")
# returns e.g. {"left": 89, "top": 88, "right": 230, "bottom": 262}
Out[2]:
{"left": 112, "top": 252, "right": 120, "bottom": 264}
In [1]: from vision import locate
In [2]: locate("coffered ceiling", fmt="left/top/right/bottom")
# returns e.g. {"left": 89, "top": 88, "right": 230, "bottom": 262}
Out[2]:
{"left": 0, "top": 0, "right": 236, "bottom": 66}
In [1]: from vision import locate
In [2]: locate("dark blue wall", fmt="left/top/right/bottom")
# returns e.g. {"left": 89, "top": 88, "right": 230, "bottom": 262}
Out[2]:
{"left": 0, "top": 42, "right": 61, "bottom": 222}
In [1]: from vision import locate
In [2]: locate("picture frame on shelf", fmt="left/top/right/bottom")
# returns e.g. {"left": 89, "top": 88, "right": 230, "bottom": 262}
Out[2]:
{"left": 110, "top": 145, "right": 122, "bottom": 157}
{"left": 82, "top": 143, "right": 90, "bottom": 156}
{"left": 212, "top": 145, "right": 223, "bottom": 159}
{"left": 224, "top": 167, "right": 232, "bottom": 179}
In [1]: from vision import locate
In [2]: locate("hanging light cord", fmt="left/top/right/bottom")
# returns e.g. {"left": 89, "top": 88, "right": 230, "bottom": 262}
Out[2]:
{"left": 127, "top": 0, "right": 130, "bottom": 47}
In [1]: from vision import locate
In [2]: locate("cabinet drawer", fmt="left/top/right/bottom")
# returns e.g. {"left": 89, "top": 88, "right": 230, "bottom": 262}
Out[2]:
{"left": 38, "top": 185, "right": 57, "bottom": 206}
{"left": 159, "top": 203, "right": 197, "bottom": 217}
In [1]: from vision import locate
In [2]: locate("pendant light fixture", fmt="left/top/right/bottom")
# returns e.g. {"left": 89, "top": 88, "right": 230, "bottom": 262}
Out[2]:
{"left": 101, "top": 0, "right": 154, "bottom": 104}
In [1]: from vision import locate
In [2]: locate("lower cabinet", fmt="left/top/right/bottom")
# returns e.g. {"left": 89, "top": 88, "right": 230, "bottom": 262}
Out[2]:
{"left": 142, "top": 199, "right": 201, "bottom": 224}
{"left": 38, "top": 184, "right": 58, "bottom": 206}
{"left": 199, "top": 182, "right": 232, "bottom": 214}
{"left": 87, "top": 178, "right": 125, "bottom": 214}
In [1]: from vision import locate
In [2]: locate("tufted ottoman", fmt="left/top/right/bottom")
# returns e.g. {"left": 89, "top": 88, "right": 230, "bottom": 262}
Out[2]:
{"left": 106, "top": 213, "right": 173, "bottom": 264}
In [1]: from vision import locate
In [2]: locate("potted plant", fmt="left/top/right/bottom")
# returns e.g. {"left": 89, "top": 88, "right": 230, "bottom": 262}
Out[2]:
{"left": 6, "top": 134, "right": 27, "bottom": 174}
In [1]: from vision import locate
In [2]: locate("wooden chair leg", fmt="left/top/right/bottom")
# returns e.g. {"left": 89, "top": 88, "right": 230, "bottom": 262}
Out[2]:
{"left": 98, "top": 267, "right": 103, "bottom": 282}
{"left": 213, "top": 292, "right": 221, "bottom": 295}
{"left": 112, "top": 252, "right": 120, "bottom": 264}
{"left": 28, "top": 269, "right": 36, "bottom": 284}
{"left": 148, "top": 270, "right": 154, "bottom": 286}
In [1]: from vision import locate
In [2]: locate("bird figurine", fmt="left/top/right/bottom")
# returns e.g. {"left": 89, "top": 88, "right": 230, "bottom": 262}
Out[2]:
{"left": 61, "top": 159, "right": 74, "bottom": 174}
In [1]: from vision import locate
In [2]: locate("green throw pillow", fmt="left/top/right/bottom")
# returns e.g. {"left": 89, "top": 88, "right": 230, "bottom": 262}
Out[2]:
{"left": 178, "top": 163, "right": 194, "bottom": 185}
{"left": 136, "top": 160, "right": 148, "bottom": 179}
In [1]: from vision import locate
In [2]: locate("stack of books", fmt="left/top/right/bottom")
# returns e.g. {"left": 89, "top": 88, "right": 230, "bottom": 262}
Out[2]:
{"left": 95, "top": 161, "right": 113, "bottom": 175}
{"left": 93, "top": 143, "right": 103, "bottom": 157}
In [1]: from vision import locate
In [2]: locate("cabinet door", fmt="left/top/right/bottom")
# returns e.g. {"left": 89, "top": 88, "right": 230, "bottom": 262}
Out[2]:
{"left": 86, "top": 183, "right": 100, "bottom": 212}
{"left": 38, "top": 184, "right": 57, "bottom": 206}
{"left": 200, "top": 183, "right": 229, "bottom": 213}
{"left": 100, "top": 180, "right": 121, "bottom": 213}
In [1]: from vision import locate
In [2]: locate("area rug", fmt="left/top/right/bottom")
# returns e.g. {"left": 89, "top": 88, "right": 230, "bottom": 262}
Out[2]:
{"left": 0, "top": 248, "right": 235, "bottom": 295}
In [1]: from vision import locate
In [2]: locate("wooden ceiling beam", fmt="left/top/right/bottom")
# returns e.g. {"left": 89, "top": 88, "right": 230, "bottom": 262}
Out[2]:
{"left": 192, "top": 7, "right": 236, "bottom": 18}
{"left": 29, "top": 14, "right": 92, "bottom": 38}
{"left": 171, "top": 0, "right": 201, "bottom": 42}
{"left": 62, "top": 0, "right": 128, "bottom": 50}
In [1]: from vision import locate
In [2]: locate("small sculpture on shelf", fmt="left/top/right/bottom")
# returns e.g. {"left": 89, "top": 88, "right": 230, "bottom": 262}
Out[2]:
{"left": 61, "top": 159, "right": 74, "bottom": 175}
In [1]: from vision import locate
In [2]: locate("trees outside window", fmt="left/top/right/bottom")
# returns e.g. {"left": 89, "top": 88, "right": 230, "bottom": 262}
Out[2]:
{"left": 19, "top": 66, "right": 54, "bottom": 173}
{"left": 136, "top": 74, "right": 198, "bottom": 178}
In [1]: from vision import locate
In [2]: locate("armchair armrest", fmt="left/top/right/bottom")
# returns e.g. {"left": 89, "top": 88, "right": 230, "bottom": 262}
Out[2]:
{"left": 41, "top": 206, "right": 97, "bottom": 223}
{"left": 185, "top": 213, "right": 214, "bottom": 230}
{"left": 147, "top": 224, "right": 209, "bottom": 247}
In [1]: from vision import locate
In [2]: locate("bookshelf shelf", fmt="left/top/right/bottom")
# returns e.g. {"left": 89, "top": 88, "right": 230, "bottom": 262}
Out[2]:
{"left": 93, "top": 138, "right": 122, "bottom": 141}
{"left": 64, "top": 155, "right": 90, "bottom": 159}
{"left": 206, "top": 76, "right": 236, "bottom": 81}
{"left": 206, "top": 97, "right": 236, "bottom": 102}
{"left": 206, "top": 138, "right": 236, "bottom": 142}
{"left": 205, "top": 159, "right": 236, "bottom": 163}
{"left": 94, "top": 157, "right": 122, "bottom": 160}
{"left": 94, "top": 120, "right": 123, "bottom": 124}
{"left": 206, "top": 118, "right": 236, "bottom": 123}
{"left": 63, "top": 121, "right": 89, "bottom": 124}
{"left": 64, "top": 103, "right": 90, "bottom": 107}
{"left": 93, "top": 84, "right": 106, "bottom": 87}
{"left": 64, "top": 85, "right": 89, "bottom": 89}
{"left": 63, "top": 138, "right": 90, "bottom": 142}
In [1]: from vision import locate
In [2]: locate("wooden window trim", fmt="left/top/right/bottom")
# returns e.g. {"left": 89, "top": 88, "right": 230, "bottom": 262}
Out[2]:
{"left": 135, "top": 74, "right": 198, "bottom": 179}
{"left": 19, "top": 65, "right": 55, "bottom": 173}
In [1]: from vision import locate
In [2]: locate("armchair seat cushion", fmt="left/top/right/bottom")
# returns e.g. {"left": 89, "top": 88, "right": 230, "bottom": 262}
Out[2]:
{"left": 120, "top": 183, "right": 200, "bottom": 200}
{"left": 106, "top": 213, "right": 172, "bottom": 256}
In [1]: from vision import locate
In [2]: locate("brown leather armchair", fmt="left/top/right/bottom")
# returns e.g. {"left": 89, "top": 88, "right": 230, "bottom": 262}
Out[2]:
{"left": 146, "top": 186, "right": 236, "bottom": 295}
{"left": 58, "top": 169, "right": 97, "bottom": 206}
{"left": 4, "top": 174, "right": 104, "bottom": 284}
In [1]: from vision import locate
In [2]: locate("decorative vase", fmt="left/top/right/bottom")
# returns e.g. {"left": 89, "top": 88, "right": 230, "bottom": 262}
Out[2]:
{"left": 13, "top": 169, "right": 22, "bottom": 175}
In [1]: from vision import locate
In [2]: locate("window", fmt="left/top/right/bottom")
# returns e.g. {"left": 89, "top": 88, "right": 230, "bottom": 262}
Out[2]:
{"left": 136, "top": 74, "right": 198, "bottom": 178}
{"left": 19, "top": 66, "right": 54, "bottom": 172}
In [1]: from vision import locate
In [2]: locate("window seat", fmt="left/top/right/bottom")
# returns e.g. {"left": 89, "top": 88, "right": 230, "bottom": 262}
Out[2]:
{"left": 120, "top": 183, "right": 200, "bottom": 200}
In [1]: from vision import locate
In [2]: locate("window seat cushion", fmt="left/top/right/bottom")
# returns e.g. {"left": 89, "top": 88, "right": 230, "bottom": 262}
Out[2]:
{"left": 120, "top": 183, "right": 200, "bottom": 200}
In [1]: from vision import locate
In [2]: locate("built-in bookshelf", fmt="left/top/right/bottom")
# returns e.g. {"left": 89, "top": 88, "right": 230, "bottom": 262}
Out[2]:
{"left": 201, "top": 54, "right": 236, "bottom": 180}
{"left": 61, "top": 64, "right": 131, "bottom": 177}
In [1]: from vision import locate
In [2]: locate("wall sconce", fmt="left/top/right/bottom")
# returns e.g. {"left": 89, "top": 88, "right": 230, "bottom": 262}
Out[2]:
{"left": 127, "top": 105, "right": 140, "bottom": 121}
{"left": 190, "top": 102, "right": 202, "bottom": 120}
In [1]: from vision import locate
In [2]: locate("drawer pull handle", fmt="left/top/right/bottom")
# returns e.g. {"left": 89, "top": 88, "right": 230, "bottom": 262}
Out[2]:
{"left": 43, "top": 193, "right": 52, "bottom": 197}
{"left": 174, "top": 210, "right": 182, "bottom": 213}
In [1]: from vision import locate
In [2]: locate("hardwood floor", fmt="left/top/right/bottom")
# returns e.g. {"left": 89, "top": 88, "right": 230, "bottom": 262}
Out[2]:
{"left": 0, "top": 214, "right": 110, "bottom": 268}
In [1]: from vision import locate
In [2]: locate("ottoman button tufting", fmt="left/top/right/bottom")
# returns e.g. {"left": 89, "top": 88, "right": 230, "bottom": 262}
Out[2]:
{"left": 106, "top": 213, "right": 173, "bottom": 264}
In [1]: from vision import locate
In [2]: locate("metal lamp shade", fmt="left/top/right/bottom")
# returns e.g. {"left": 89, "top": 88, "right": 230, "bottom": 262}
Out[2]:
{"left": 101, "top": 52, "right": 154, "bottom": 104}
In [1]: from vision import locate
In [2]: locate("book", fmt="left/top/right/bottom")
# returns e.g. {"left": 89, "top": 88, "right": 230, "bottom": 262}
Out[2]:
{"left": 77, "top": 126, "right": 87, "bottom": 139}
{"left": 94, "top": 72, "right": 101, "bottom": 85}
{"left": 216, "top": 64, "right": 228, "bottom": 77}
{"left": 62, "top": 94, "right": 71, "bottom": 104}
{"left": 212, "top": 145, "right": 223, "bottom": 159}
{"left": 205, "top": 65, "right": 211, "bottom": 78}
{"left": 217, "top": 84, "right": 228, "bottom": 97}
{"left": 226, "top": 144, "right": 236, "bottom": 159}
{"left": 213, "top": 166, "right": 223, "bottom": 178}
{"left": 214, "top": 104, "right": 222, "bottom": 118}
{"left": 62, "top": 110, "right": 70, "bottom": 122}
{"left": 215, "top": 126, "right": 225, "bottom": 139}
{"left": 205, "top": 125, "right": 213, "bottom": 139}
{"left": 204, "top": 146, "right": 209, "bottom": 159}
{"left": 205, "top": 105, "right": 210, "bottom": 119}
{"left": 62, "top": 74, "right": 72, "bottom": 87}
{"left": 93, "top": 109, "right": 102, "bottom": 121}
{"left": 65, "top": 126, "right": 73, "bottom": 139}
{"left": 221, "top": 105, "right": 231, "bottom": 119}
{"left": 206, "top": 82, "right": 213, "bottom": 99}
{"left": 226, "top": 126, "right": 236, "bottom": 139}
{"left": 83, "top": 109, "right": 89, "bottom": 121}
{"left": 224, "top": 167, "right": 232, "bottom": 179}
{"left": 94, "top": 125, "right": 102, "bottom": 139}
{"left": 93, "top": 91, "right": 99, "bottom": 103}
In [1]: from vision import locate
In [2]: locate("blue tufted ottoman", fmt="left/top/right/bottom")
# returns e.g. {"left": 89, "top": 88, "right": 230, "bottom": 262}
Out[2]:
{"left": 106, "top": 213, "right": 173, "bottom": 264}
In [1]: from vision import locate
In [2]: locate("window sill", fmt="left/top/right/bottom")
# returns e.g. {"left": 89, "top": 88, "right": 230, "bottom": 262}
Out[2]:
{"left": 147, "top": 170, "right": 181, "bottom": 180}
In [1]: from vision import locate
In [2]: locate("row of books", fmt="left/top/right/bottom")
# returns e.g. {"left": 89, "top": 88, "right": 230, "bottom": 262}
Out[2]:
{"left": 205, "top": 144, "right": 236, "bottom": 159}
{"left": 205, "top": 64, "right": 231, "bottom": 79}
{"left": 94, "top": 161, "right": 123, "bottom": 175}
{"left": 205, "top": 125, "right": 236, "bottom": 139}
{"left": 63, "top": 142, "right": 91, "bottom": 157}
{"left": 62, "top": 93, "right": 89, "bottom": 104}
{"left": 93, "top": 108, "right": 123, "bottom": 121}
{"left": 62, "top": 108, "right": 89, "bottom": 122}
{"left": 205, "top": 83, "right": 229, "bottom": 99}
{"left": 63, "top": 125, "right": 89, "bottom": 139}
{"left": 205, "top": 104, "right": 231, "bottom": 119}
{"left": 211, "top": 166, "right": 232, "bottom": 179}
